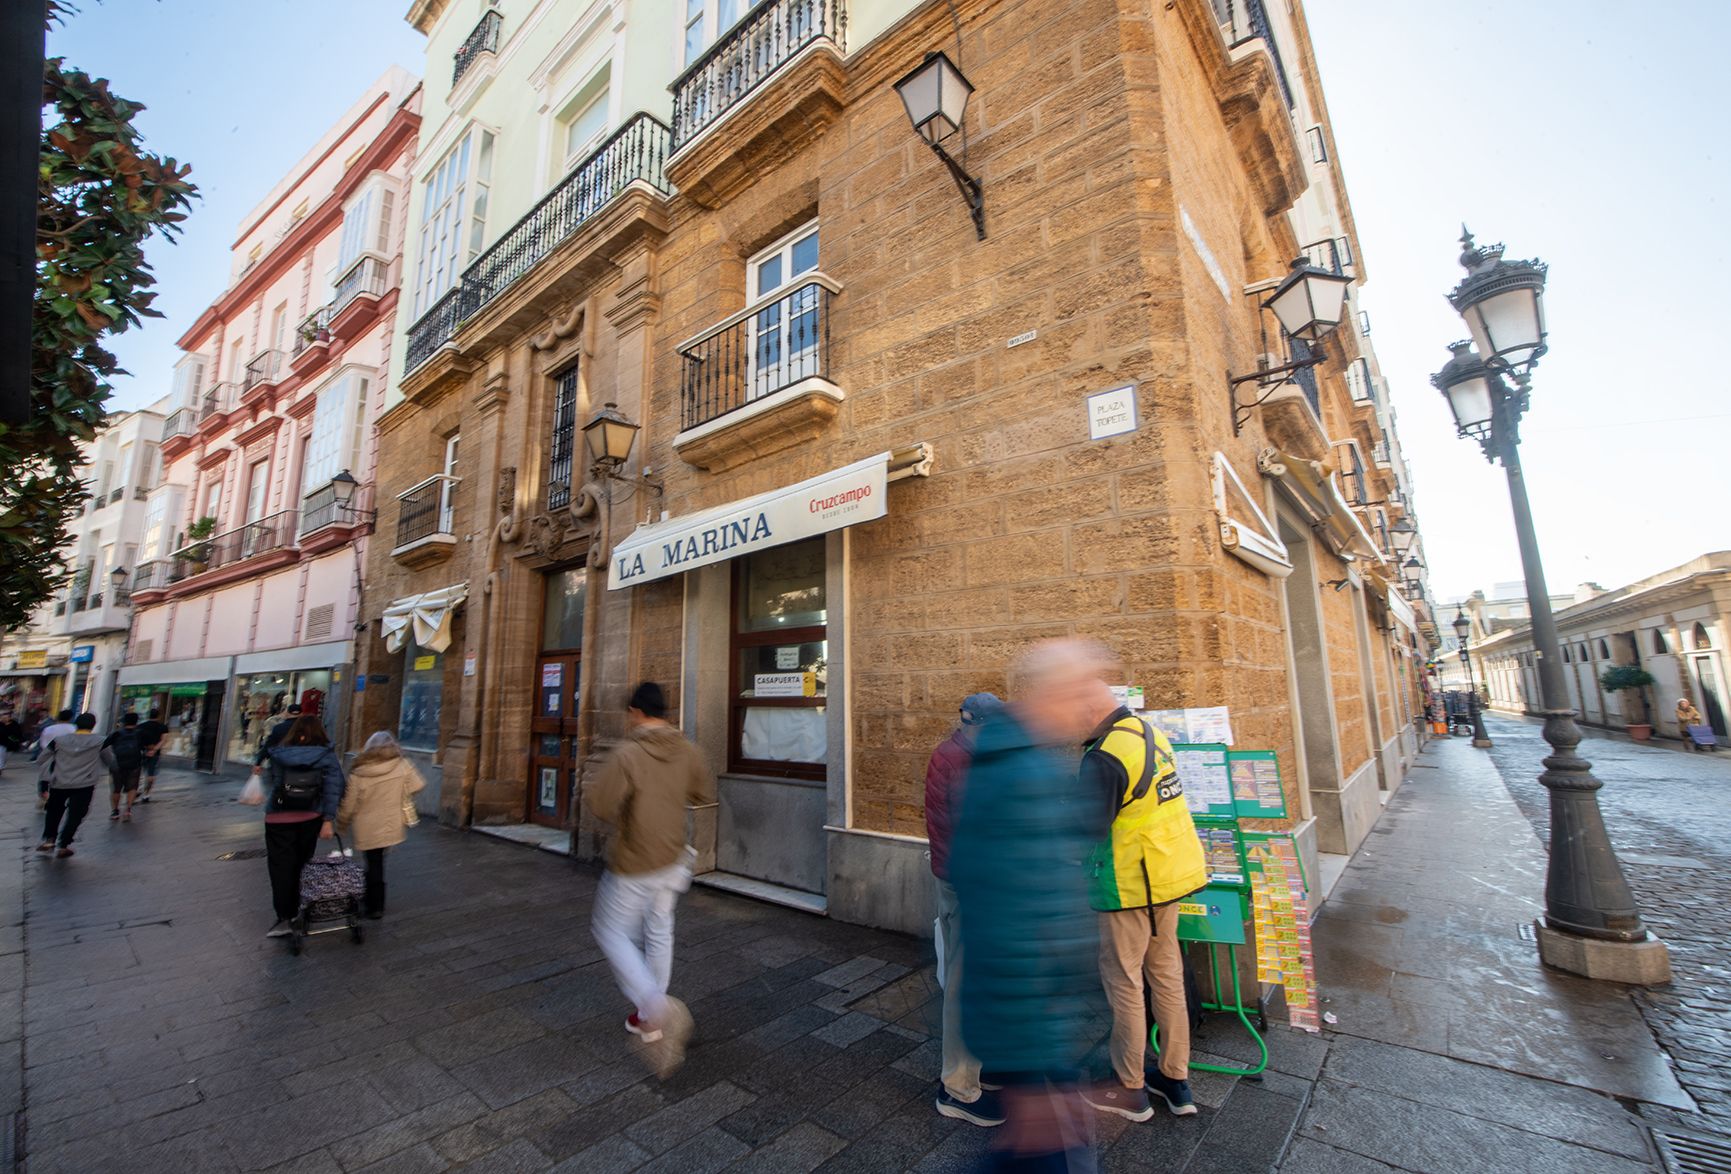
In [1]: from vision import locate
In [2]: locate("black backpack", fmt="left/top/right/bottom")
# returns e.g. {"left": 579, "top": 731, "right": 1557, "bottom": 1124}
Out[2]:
{"left": 107, "top": 729, "right": 143, "bottom": 772}
{"left": 270, "top": 762, "right": 324, "bottom": 813}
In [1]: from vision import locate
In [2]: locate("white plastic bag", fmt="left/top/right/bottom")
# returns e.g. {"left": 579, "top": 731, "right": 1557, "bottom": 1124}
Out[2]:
{"left": 238, "top": 774, "right": 265, "bottom": 806}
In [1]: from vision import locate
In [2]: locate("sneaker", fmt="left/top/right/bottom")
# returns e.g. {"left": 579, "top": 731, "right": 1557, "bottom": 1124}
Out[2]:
{"left": 1082, "top": 1081, "right": 1154, "bottom": 1122}
{"left": 641, "top": 998, "right": 693, "bottom": 1080}
{"left": 936, "top": 1087, "right": 1006, "bottom": 1127}
{"left": 1146, "top": 1070, "right": 1198, "bottom": 1116}
{"left": 265, "top": 921, "right": 292, "bottom": 939}
{"left": 978, "top": 1074, "right": 1005, "bottom": 1092}
{"left": 54, "top": 847, "right": 74, "bottom": 859}
{"left": 625, "top": 1012, "right": 663, "bottom": 1043}
{"left": 35, "top": 842, "right": 52, "bottom": 853}
{"left": 138, "top": 795, "right": 152, "bottom": 804}
{"left": 121, "top": 810, "right": 132, "bottom": 822}
{"left": 109, "top": 810, "right": 120, "bottom": 821}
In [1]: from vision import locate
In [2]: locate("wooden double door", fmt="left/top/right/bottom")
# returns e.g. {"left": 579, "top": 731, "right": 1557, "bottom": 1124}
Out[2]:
{"left": 528, "top": 652, "right": 580, "bottom": 828}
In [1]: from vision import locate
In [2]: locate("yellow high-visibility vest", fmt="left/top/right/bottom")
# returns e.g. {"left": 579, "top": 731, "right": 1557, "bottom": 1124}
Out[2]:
{"left": 1086, "top": 715, "right": 1207, "bottom": 911}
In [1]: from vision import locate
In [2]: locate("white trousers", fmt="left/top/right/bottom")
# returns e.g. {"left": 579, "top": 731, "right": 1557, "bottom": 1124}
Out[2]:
{"left": 591, "top": 861, "right": 686, "bottom": 1025}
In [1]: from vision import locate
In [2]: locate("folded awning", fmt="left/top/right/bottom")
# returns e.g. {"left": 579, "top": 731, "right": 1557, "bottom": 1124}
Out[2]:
{"left": 609, "top": 452, "right": 895, "bottom": 591}
{"left": 381, "top": 583, "right": 469, "bottom": 653}
{"left": 1261, "top": 448, "right": 1381, "bottom": 563}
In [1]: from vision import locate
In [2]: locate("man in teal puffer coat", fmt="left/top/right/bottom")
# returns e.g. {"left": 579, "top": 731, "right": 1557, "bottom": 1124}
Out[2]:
{"left": 950, "top": 640, "right": 1110, "bottom": 1172}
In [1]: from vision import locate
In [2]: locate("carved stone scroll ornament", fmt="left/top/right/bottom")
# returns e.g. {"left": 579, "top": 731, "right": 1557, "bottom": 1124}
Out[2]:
{"left": 496, "top": 466, "right": 521, "bottom": 544}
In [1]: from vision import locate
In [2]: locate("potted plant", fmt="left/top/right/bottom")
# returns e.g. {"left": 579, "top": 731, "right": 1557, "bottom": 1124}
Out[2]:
{"left": 180, "top": 515, "right": 218, "bottom": 571}
{"left": 1600, "top": 665, "right": 1658, "bottom": 740}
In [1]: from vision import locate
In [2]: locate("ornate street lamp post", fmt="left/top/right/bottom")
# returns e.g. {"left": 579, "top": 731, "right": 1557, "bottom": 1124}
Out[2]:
{"left": 1432, "top": 231, "right": 1669, "bottom": 983}
{"left": 1452, "top": 608, "right": 1492, "bottom": 748}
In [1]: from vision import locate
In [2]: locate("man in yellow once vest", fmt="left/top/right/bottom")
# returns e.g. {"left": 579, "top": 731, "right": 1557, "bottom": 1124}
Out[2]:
{"left": 1078, "top": 683, "right": 1207, "bottom": 1121}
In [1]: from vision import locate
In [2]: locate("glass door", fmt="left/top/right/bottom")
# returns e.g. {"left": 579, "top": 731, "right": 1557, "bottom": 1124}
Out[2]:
{"left": 529, "top": 653, "right": 580, "bottom": 827}
{"left": 747, "top": 223, "right": 820, "bottom": 400}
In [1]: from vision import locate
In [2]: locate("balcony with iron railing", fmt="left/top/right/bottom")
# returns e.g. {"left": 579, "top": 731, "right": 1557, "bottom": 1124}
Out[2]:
{"left": 392, "top": 475, "right": 460, "bottom": 568}
{"left": 245, "top": 350, "right": 283, "bottom": 391}
{"left": 161, "top": 408, "right": 194, "bottom": 444}
{"left": 172, "top": 510, "right": 297, "bottom": 578}
{"left": 675, "top": 275, "right": 841, "bottom": 472}
{"left": 1210, "top": 0, "right": 1293, "bottom": 107}
{"left": 330, "top": 255, "right": 389, "bottom": 325}
{"left": 128, "top": 559, "right": 171, "bottom": 595}
{"left": 404, "top": 113, "right": 673, "bottom": 375}
{"left": 452, "top": 9, "right": 502, "bottom": 88}
{"left": 671, "top": 0, "right": 846, "bottom": 150}
{"left": 198, "top": 382, "right": 240, "bottom": 424}
{"left": 293, "top": 305, "right": 334, "bottom": 356}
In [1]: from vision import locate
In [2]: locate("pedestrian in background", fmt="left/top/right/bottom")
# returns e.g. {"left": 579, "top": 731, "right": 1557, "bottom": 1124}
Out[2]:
{"left": 1677, "top": 697, "right": 1706, "bottom": 749}
{"left": 136, "top": 707, "right": 167, "bottom": 801}
{"left": 0, "top": 711, "right": 21, "bottom": 772}
{"left": 253, "top": 702, "right": 302, "bottom": 768}
{"left": 35, "top": 709, "right": 75, "bottom": 810}
{"left": 255, "top": 715, "right": 346, "bottom": 939}
{"left": 38, "top": 714, "right": 111, "bottom": 858}
{"left": 589, "top": 681, "right": 714, "bottom": 1078}
{"left": 103, "top": 712, "right": 145, "bottom": 823}
{"left": 925, "top": 691, "right": 1006, "bottom": 1128}
{"left": 950, "top": 641, "right": 1108, "bottom": 1173}
{"left": 336, "top": 732, "right": 426, "bottom": 919}
{"left": 1078, "top": 680, "right": 1206, "bottom": 1121}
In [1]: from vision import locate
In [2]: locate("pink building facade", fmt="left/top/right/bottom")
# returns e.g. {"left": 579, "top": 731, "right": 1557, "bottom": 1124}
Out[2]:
{"left": 121, "top": 70, "right": 420, "bottom": 771}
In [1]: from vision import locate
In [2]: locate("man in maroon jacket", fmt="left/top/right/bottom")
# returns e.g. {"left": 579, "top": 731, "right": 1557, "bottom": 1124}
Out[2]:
{"left": 926, "top": 691, "right": 1004, "bottom": 1126}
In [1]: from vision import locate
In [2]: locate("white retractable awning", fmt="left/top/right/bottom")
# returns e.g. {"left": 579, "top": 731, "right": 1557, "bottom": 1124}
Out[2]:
{"left": 609, "top": 452, "right": 894, "bottom": 591}
{"left": 381, "top": 583, "right": 469, "bottom": 653}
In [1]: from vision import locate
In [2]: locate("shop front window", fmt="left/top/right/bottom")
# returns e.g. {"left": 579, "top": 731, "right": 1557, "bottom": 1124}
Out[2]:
{"left": 226, "top": 671, "right": 330, "bottom": 764}
{"left": 731, "top": 537, "right": 826, "bottom": 777}
{"left": 399, "top": 639, "right": 443, "bottom": 752}
{"left": 542, "top": 566, "right": 587, "bottom": 651}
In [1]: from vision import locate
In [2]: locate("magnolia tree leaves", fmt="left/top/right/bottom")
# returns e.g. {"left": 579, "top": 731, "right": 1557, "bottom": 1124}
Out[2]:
{"left": 0, "top": 34, "right": 197, "bottom": 628}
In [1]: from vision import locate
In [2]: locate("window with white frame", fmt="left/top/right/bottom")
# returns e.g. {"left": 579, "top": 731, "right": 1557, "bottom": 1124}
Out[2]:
{"left": 747, "top": 221, "right": 821, "bottom": 398}
{"left": 300, "top": 371, "right": 371, "bottom": 496}
{"left": 559, "top": 76, "right": 610, "bottom": 173}
{"left": 244, "top": 456, "right": 271, "bottom": 523}
{"left": 336, "top": 180, "right": 397, "bottom": 277}
{"left": 141, "top": 493, "right": 171, "bottom": 560}
{"left": 1306, "top": 125, "right": 1328, "bottom": 163}
{"left": 683, "top": 0, "right": 761, "bottom": 65}
{"left": 412, "top": 128, "right": 494, "bottom": 318}
{"left": 201, "top": 477, "right": 223, "bottom": 524}
{"left": 172, "top": 356, "right": 207, "bottom": 407}
{"left": 440, "top": 434, "right": 460, "bottom": 531}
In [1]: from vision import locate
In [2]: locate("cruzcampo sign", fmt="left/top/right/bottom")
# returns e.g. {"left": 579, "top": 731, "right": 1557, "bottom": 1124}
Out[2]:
{"left": 608, "top": 453, "right": 889, "bottom": 590}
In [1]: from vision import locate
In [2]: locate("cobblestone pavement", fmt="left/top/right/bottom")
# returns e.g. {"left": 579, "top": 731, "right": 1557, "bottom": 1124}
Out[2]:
{"left": 0, "top": 763, "right": 1323, "bottom": 1174}
{"left": 1481, "top": 713, "right": 1731, "bottom": 1134}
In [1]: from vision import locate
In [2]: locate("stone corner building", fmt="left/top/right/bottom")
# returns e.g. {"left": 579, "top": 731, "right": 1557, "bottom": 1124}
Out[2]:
{"left": 354, "top": 0, "right": 1436, "bottom": 933}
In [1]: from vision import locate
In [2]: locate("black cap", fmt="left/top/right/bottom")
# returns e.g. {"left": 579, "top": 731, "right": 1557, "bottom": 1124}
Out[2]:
{"left": 628, "top": 681, "right": 667, "bottom": 719}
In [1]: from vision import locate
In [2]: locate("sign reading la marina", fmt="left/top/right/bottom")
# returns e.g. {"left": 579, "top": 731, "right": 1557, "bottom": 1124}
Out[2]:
{"left": 609, "top": 453, "right": 890, "bottom": 590}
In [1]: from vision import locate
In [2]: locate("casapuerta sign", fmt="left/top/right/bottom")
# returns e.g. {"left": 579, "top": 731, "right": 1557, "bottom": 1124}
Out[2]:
{"left": 609, "top": 453, "right": 889, "bottom": 590}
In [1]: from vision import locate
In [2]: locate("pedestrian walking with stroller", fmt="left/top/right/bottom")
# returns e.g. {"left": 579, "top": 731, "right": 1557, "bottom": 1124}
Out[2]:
{"left": 589, "top": 681, "right": 714, "bottom": 1078}
{"left": 38, "top": 714, "right": 111, "bottom": 858}
{"left": 103, "top": 712, "right": 146, "bottom": 822}
{"left": 252, "top": 716, "right": 346, "bottom": 939}
{"left": 335, "top": 732, "right": 426, "bottom": 919}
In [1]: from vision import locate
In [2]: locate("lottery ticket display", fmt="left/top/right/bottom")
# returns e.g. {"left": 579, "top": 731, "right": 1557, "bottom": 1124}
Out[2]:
{"left": 1245, "top": 833, "right": 1320, "bottom": 1032}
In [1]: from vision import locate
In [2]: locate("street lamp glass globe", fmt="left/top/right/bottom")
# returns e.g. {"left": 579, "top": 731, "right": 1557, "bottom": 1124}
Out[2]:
{"left": 894, "top": 51, "right": 974, "bottom": 145}
{"left": 582, "top": 402, "right": 640, "bottom": 466}
{"left": 1263, "top": 258, "right": 1353, "bottom": 343}
{"left": 1432, "top": 341, "right": 1497, "bottom": 440}
{"left": 1460, "top": 282, "right": 1546, "bottom": 374}
{"left": 329, "top": 469, "right": 359, "bottom": 506}
{"left": 1452, "top": 609, "right": 1470, "bottom": 639}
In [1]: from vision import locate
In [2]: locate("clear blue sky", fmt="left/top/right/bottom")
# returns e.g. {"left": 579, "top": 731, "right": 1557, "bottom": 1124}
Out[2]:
{"left": 1306, "top": 0, "right": 1731, "bottom": 603}
{"left": 50, "top": 1, "right": 1730, "bottom": 602}
{"left": 47, "top": 0, "right": 425, "bottom": 407}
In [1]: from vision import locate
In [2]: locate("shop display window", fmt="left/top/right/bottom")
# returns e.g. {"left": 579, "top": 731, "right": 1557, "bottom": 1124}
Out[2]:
{"left": 226, "top": 671, "right": 329, "bottom": 764}
{"left": 399, "top": 639, "right": 443, "bottom": 753}
{"left": 731, "top": 537, "right": 826, "bottom": 777}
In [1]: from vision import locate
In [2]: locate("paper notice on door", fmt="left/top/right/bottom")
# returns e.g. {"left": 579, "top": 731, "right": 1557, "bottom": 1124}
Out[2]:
{"left": 754, "top": 672, "right": 814, "bottom": 697}
{"left": 775, "top": 646, "right": 800, "bottom": 670}
{"left": 541, "top": 664, "right": 562, "bottom": 688}
{"left": 1185, "top": 706, "right": 1234, "bottom": 745}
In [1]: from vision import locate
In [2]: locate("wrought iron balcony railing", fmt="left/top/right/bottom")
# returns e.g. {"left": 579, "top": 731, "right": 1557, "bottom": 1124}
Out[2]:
{"left": 52, "top": 601, "right": 66, "bottom": 616}
{"left": 107, "top": 488, "right": 124, "bottom": 505}
{"left": 198, "top": 382, "right": 240, "bottom": 422}
{"left": 1210, "top": 0, "right": 1293, "bottom": 107}
{"left": 395, "top": 474, "right": 459, "bottom": 549}
{"left": 452, "top": 9, "right": 502, "bottom": 88}
{"left": 244, "top": 350, "right": 284, "bottom": 391}
{"left": 671, "top": 0, "right": 846, "bottom": 149}
{"left": 161, "top": 408, "right": 194, "bottom": 442}
{"left": 299, "top": 482, "right": 371, "bottom": 536}
{"left": 679, "top": 276, "right": 835, "bottom": 431}
{"left": 1289, "top": 337, "right": 1320, "bottom": 419}
{"left": 294, "top": 305, "right": 334, "bottom": 356}
{"left": 129, "top": 560, "right": 171, "bottom": 593}
{"left": 331, "top": 255, "right": 388, "bottom": 317}
{"left": 173, "top": 510, "right": 297, "bottom": 575}
{"left": 404, "top": 113, "right": 672, "bottom": 373}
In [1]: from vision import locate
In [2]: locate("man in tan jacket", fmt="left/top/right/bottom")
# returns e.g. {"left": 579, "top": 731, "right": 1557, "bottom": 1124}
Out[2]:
{"left": 588, "top": 681, "right": 714, "bottom": 1076}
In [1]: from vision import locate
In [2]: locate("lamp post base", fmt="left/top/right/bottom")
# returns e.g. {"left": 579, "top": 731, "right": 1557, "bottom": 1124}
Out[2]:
{"left": 1534, "top": 920, "right": 1672, "bottom": 985}
{"left": 1472, "top": 737, "right": 1493, "bottom": 748}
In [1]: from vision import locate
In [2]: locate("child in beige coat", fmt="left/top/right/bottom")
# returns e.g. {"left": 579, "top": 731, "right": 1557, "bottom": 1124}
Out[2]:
{"left": 336, "top": 732, "right": 426, "bottom": 918}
